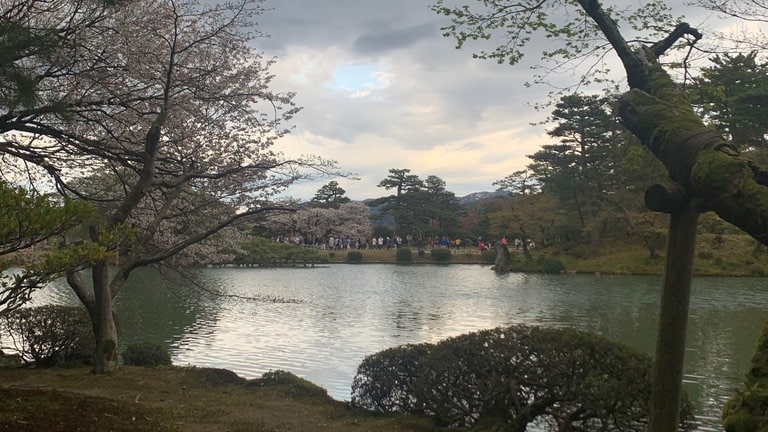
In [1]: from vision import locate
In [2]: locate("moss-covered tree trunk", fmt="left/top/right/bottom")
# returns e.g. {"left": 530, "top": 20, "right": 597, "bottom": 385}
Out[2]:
{"left": 722, "top": 320, "right": 768, "bottom": 431}
{"left": 578, "top": 2, "right": 768, "bottom": 431}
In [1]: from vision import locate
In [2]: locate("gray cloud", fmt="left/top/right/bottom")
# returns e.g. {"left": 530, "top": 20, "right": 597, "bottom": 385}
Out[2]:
{"left": 352, "top": 22, "right": 437, "bottom": 54}
{"left": 254, "top": 0, "right": 740, "bottom": 200}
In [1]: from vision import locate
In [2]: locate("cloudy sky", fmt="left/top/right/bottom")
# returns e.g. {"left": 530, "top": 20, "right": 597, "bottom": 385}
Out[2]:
{"left": 254, "top": 0, "right": 731, "bottom": 201}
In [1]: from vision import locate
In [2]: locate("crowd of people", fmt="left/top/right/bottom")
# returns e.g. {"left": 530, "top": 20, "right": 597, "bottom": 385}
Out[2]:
{"left": 274, "top": 233, "right": 536, "bottom": 253}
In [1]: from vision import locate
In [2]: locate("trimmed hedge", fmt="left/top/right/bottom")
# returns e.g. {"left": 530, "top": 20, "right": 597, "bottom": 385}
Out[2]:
{"left": 395, "top": 247, "right": 413, "bottom": 263}
{"left": 346, "top": 251, "right": 363, "bottom": 263}
{"left": 0, "top": 305, "right": 94, "bottom": 366}
{"left": 352, "top": 325, "right": 695, "bottom": 431}
{"left": 121, "top": 342, "right": 172, "bottom": 367}
{"left": 350, "top": 343, "right": 431, "bottom": 413}
{"left": 429, "top": 248, "right": 451, "bottom": 263}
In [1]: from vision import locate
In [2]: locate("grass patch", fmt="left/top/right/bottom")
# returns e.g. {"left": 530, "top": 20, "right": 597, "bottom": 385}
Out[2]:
{"left": 0, "top": 365, "right": 441, "bottom": 432}
{"left": 264, "top": 234, "right": 765, "bottom": 275}
{"left": 0, "top": 387, "right": 174, "bottom": 432}
{"left": 519, "top": 233, "right": 768, "bottom": 276}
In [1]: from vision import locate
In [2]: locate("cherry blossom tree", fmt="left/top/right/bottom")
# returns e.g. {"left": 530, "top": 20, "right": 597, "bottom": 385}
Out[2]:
{"left": 0, "top": 1, "right": 114, "bottom": 314}
{"left": 1, "top": 0, "right": 337, "bottom": 373}
{"left": 265, "top": 202, "right": 373, "bottom": 246}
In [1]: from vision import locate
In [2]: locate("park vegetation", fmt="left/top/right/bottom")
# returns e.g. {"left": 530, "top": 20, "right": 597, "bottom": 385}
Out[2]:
{"left": 1, "top": 308, "right": 700, "bottom": 431}
{"left": 3, "top": 0, "right": 768, "bottom": 431}
{"left": 352, "top": 325, "right": 695, "bottom": 431}
{"left": 0, "top": 305, "right": 92, "bottom": 367}
{"left": 427, "top": 0, "right": 768, "bottom": 430}
{"left": 0, "top": 0, "right": 340, "bottom": 374}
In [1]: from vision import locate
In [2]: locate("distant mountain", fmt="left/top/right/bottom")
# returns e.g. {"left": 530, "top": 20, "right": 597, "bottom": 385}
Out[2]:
{"left": 458, "top": 191, "right": 505, "bottom": 204}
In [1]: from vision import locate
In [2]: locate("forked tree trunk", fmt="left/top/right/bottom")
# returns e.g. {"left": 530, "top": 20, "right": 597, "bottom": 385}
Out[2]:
{"left": 68, "top": 261, "right": 120, "bottom": 373}
{"left": 90, "top": 262, "right": 119, "bottom": 373}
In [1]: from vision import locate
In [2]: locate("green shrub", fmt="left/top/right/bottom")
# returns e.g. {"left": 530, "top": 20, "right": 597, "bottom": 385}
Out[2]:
{"left": 429, "top": 248, "right": 451, "bottom": 263}
{"left": 122, "top": 342, "right": 172, "bottom": 367}
{"left": 536, "top": 257, "right": 565, "bottom": 273}
{"left": 697, "top": 250, "right": 714, "bottom": 260}
{"left": 235, "top": 237, "right": 329, "bottom": 267}
{"left": 509, "top": 256, "right": 566, "bottom": 273}
{"left": 480, "top": 249, "right": 496, "bottom": 264}
{"left": 749, "top": 264, "right": 767, "bottom": 277}
{"left": 0, "top": 305, "right": 94, "bottom": 366}
{"left": 352, "top": 325, "right": 695, "bottom": 431}
{"left": 723, "top": 320, "right": 768, "bottom": 431}
{"left": 346, "top": 251, "right": 363, "bottom": 263}
{"left": 351, "top": 343, "right": 432, "bottom": 413}
{"left": 256, "top": 370, "right": 330, "bottom": 400}
{"left": 395, "top": 247, "right": 413, "bottom": 263}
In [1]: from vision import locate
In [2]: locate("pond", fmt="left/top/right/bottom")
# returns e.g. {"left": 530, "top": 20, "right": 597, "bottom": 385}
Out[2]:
{"left": 35, "top": 264, "right": 768, "bottom": 431}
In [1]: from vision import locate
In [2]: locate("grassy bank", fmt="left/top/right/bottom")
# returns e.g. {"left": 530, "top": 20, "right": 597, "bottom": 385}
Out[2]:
{"left": 320, "top": 233, "right": 768, "bottom": 276}
{"left": 541, "top": 233, "right": 768, "bottom": 276}
{"left": 0, "top": 366, "right": 440, "bottom": 432}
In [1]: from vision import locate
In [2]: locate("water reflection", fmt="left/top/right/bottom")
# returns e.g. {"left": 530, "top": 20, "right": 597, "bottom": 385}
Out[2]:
{"left": 33, "top": 265, "right": 768, "bottom": 431}
{"left": 36, "top": 270, "right": 221, "bottom": 348}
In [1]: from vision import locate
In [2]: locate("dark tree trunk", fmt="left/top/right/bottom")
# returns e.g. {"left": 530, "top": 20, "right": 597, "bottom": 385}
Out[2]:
{"left": 89, "top": 262, "right": 119, "bottom": 373}
{"left": 649, "top": 207, "right": 698, "bottom": 431}
{"left": 575, "top": 2, "right": 768, "bottom": 431}
{"left": 67, "top": 261, "right": 120, "bottom": 373}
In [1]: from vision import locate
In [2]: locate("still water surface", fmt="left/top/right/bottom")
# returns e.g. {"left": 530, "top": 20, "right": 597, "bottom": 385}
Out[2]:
{"left": 37, "top": 265, "right": 768, "bottom": 431}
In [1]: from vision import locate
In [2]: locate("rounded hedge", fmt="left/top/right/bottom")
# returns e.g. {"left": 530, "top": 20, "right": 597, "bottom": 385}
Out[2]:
{"left": 352, "top": 325, "right": 695, "bottom": 431}
{"left": 351, "top": 343, "right": 432, "bottom": 413}
{"left": 429, "top": 248, "right": 451, "bottom": 263}
{"left": 0, "top": 305, "right": 94, "bottom": 366}
{"left": 346, "top": 251, "right": 363, "bottom": 263}
{"left": 395, "top": 247, "right": 413, "bottom": 263}
{"left": 122, "top": 342, "right": 172, "bottom": 367}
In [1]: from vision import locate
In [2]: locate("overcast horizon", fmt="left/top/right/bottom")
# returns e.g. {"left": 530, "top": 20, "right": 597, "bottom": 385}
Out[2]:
{"left": 255, "top": 0, "right": 739, "bottom": 201}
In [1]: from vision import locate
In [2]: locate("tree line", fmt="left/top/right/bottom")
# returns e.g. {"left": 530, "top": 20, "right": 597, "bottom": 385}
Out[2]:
{"left": 328, "top": 49, "right": 768, "bottom": 257}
